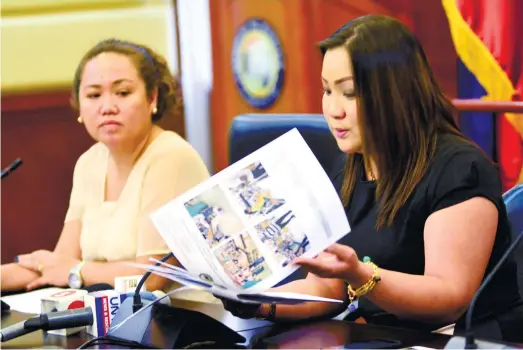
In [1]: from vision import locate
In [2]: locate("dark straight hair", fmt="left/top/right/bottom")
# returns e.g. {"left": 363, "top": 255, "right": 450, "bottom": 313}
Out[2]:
{"left": 319, "top": 15, "right": 465, "bottom": 229}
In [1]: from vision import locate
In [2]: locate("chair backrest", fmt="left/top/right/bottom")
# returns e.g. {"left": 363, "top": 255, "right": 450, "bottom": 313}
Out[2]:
{"left": 228, "top": 114, "right": 343, "bottom": 176}
{"left": 502, "top": 183, "right": 523, "bottom": 299}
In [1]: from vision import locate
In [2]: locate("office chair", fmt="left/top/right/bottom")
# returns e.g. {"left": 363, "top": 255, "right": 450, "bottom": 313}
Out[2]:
{"left": 228, "top": 113, "right": 343, "bottom": 176}
{"left": 502, "top": 183, "right": 523, "bottom": 299}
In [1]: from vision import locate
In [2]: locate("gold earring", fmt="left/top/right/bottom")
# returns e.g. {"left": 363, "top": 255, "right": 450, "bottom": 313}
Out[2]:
{"left": 152, "top": 107, "right": 158, "bottom": 114}
{"left": 77, "top": 116, "right": 83, "bottom": 124}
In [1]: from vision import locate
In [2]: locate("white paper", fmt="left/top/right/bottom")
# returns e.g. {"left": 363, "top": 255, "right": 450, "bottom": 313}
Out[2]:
{"left": 236, "top": 292, "right": 343, "bottom": 304}
{"left": 1, "top": 287, "right": 64, "bottom": 314}
{"left": 149, "top": 129, "right": 350, "bottom": 304}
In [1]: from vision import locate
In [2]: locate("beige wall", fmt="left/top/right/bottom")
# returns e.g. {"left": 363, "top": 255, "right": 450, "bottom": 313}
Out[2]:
{"left": 1, "top": 0, "right": 178, "bottom": 93}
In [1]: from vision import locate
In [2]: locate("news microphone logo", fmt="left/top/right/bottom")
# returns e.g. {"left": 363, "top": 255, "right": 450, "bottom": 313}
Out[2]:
{"left": 41, "top": 289, "right": 88, "bottom": 336}
{"left": 84, "top": 290, "right": 128, "bottom": 337}
{"left": 1, "top": 158, "right": 23, "bottom": 180}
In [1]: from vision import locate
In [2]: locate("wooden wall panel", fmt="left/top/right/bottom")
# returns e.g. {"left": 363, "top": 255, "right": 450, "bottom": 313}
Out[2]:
{"left": 409, "top": 0, "right": 457, "bottom": 97}
{"left": 291, "top": 0, "right": 394, "bottom": 117}
{"left": 209, "top": 0, "right": 457, "bottom": 172}
{"left": 1, "top": 91, "right": 93, "bottom": 264}
{"left": 209, "top": 0, "right": 393, "bottom": 172}
{"left": 210, "top": 0, "right": 294, "bottom": 172}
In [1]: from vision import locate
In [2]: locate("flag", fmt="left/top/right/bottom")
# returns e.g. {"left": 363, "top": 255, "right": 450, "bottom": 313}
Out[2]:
{"left": 442, "top": 0, "right": 523, "bottom": 190}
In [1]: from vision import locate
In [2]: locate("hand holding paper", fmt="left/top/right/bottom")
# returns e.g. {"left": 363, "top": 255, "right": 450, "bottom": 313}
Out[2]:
{"left": 293, "top": 244, "right": 364, "bottom": 283}
{"left": 140, "top": 129, "right": 351, "bottom": 305}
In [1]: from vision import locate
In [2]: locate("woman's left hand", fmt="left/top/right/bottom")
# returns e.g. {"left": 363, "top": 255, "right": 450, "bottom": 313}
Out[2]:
{"left": 16, "top": 250, "right": 81, "bottom": 291}
{"left": 293, "top": 244, "right": 367, "bottom": 284}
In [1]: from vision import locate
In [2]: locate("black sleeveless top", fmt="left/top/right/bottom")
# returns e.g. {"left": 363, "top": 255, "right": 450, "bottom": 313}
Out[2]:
{"left": 330, "top": 133, "right": 522, "bottom": 338}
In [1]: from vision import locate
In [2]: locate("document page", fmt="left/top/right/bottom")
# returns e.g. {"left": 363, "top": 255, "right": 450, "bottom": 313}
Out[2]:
{"left": 149, "top": 129, "right": 350, "bottom": 303}
{"left": 1, "top": 287, "right": 64, "bottom": 314}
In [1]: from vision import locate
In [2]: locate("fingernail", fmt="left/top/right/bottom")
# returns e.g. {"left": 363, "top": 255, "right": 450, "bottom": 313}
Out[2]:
{"left": 14, "top": 256, "right": 19, "bottom": 263}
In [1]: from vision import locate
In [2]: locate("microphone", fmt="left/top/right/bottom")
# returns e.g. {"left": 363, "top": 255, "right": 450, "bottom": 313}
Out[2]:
{"left": 445, "top": 230, "right": 523, "bottom": 349}
{"left": 0, "top": 290, "right": 164, "bottom": 342}
{"left": 26, "top": 307, "right": 93, "bottom": 331}
{"left": 1, "top": 158, "right": 23, "bottom": 179}
{"left": 0, "top": 307, "right": 92, "bottom": 342}
{"left": 0, "top": 319, "right": 39, "bottom": 342}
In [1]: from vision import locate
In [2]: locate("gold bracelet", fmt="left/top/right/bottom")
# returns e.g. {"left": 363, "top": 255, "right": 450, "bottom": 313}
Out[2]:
{"left": 347, "top": 257, "right": 381, "bottom": 304}
{"left": 255, "top": 304, "right": 276, "bottom": 321}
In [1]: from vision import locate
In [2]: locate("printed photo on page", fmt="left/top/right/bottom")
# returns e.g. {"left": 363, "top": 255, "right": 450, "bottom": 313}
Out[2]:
{"left": 147, "top": 129, "right": 351, "bottom": 304}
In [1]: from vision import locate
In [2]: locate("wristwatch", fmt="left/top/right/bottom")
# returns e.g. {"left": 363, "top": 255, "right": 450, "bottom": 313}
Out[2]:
{"left": 68, "top": 261, "right": 86, "bottom": 289}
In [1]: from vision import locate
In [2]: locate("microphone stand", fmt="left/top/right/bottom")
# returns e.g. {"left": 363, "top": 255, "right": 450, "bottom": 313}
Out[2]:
{"left": 445, "top": 230, "right": 523, "bottom": 349}
{"left": 132, "top": 252, "right": 174, "bottom": 313}
{"left": 99, "top": 253, "right": 246, "bottom": 348}
{"left": 465, "top": 231, "right": 523, "bottom": 348}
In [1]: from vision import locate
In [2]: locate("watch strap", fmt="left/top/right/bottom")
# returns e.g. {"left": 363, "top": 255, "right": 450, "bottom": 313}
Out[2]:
{"left": 71, "top": 261, "right": 86, "bottom": 279}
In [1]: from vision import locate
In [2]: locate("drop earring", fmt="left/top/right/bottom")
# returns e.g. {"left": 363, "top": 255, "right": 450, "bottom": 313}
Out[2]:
{"left": 77, "top": 116, "right": 83, "bottom": 124}
{"left": 152, "top": 106, "right": 158, "bottom": 114}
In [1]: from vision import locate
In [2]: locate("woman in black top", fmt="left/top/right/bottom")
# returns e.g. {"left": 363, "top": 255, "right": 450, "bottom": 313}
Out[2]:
{"left": 222, "top": 14, "right": 523, "bottom": 342}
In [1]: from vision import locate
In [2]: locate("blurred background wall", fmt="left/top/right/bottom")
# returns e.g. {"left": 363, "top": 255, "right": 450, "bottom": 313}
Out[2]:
{"left": 1, "top": 0, "right": 182, "bottom": 263}
{"left": 208, "top": 0, "right": 458, "bottom": 172}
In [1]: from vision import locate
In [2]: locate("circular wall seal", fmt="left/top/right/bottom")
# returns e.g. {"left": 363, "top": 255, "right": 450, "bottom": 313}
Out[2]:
{"left": 231, "top": 18, "right": 285, "bottom": 109}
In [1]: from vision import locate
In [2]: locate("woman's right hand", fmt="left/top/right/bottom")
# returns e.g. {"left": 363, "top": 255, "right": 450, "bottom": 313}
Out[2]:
{"left": 16, "top": 250, "right": 81, "bottom": 290}
{"left": 216, "top": 296, "right": 262, "bottom": 319}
